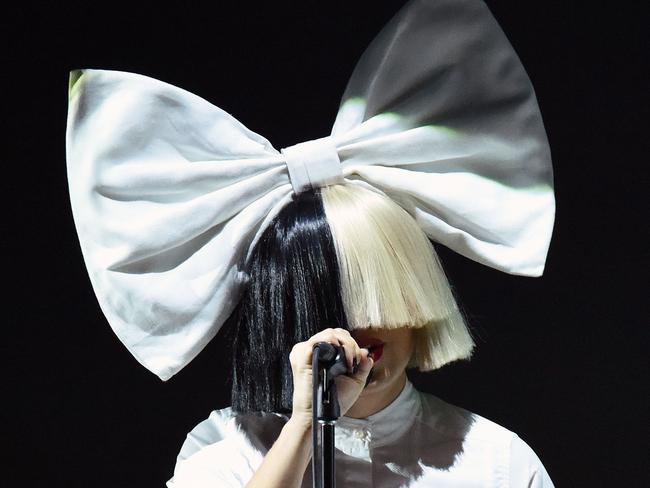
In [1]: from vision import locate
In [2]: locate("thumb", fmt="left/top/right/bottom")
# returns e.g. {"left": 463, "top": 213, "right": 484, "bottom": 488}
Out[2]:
{"left": 356, "top": 348, "right": 374, "bottom": 376}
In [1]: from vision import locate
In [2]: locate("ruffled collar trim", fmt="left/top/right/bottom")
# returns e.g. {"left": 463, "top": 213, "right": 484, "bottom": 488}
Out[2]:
{"left": 335, "top": 379, "right": 421, "bottom": 450}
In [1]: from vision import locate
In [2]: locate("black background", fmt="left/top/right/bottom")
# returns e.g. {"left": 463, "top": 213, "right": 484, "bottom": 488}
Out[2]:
{"left": 3, "top": 1, "right": 647, "bottom": 487}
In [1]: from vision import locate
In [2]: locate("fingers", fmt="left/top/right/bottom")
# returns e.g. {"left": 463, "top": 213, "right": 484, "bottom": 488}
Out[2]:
{"left": 335, "top": 347, "right": 374, "bottom": 393}
{"left": 358, "top": 347, "right": 373, "bottom": 372}
{"left": 352, "top": 347, "right": 374, "bottom": 379}
{"left": 289, "top": 328, "right": 362, "bottom": 374}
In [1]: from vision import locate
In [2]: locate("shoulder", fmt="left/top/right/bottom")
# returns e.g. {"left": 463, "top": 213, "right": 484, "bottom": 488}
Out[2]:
{"left": 416, "top": 391, "right": 555, "bottom": 487}
{"left": 174, "top": 407, "right": 241, "bottom": 463}
{"left": 167, "top": 407, "right": 289, "bottom": 488}
{"left": 417, "top": 391, "right": 514, "bottom": 448}
{"left": 175, "top": 406, "right": 288, "bottom": 462}
{"left": 509, "top": 433, "right": 556, "bottom": 487}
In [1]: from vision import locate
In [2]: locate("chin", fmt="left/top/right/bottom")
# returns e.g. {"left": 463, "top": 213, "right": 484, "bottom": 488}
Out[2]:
{"left": 361, "top": 366, "right": 394, "bottom": 392}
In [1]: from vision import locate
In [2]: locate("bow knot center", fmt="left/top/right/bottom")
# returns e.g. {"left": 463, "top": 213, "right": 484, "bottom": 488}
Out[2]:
{"left": 281, "top": 136, "right": 343, "bottom": 194}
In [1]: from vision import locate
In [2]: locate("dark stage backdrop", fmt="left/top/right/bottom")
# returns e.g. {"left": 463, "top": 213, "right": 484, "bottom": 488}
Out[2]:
{"left": 3, "top": 1, "right": 646, "bottom": 487}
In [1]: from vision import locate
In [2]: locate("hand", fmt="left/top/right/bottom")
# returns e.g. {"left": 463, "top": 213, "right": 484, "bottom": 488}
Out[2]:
{"left": 288, "top": 328, "right": 374, "bottom": 423}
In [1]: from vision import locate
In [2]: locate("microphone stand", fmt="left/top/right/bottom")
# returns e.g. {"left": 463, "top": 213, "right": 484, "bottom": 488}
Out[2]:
{"left": 311, "top": 343, "right": 347, "bottom": 488}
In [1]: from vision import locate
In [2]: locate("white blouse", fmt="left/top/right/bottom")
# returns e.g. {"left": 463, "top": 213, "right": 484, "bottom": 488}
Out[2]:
{"left": 167, "top": 380, "right": 554, "bottom": 487}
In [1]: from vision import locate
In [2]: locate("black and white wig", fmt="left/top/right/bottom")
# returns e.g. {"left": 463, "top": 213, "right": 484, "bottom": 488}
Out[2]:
{"left": 228, "top": 183, "right": 474, "bottom": 413}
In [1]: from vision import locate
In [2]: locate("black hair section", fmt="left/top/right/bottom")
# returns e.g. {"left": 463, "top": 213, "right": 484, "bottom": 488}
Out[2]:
{"left": 228, "top": 188, "right": 348, "bottom": 414}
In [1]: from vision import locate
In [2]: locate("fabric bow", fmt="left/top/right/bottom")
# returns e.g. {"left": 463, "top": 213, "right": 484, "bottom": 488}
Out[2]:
{"left": 66, "top": 0, "right": 554, "bottom": 380}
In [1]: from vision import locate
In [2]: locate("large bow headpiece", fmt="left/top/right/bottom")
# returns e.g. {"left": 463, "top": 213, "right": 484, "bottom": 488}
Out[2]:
{"left": 66, "top": 0, "right": 554, "bottom": 380}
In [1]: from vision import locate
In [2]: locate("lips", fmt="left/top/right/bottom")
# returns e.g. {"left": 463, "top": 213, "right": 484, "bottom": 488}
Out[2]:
{"left": 367, "top": 344, "right": 384, "bottom": 362}
{"left": 357, "top": 337, "right": 385, "bottom": 362}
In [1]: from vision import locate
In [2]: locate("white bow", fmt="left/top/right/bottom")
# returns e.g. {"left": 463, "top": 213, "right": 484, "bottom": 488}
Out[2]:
{"left": 66, "top": 0, "right": 555, "bottom": 380}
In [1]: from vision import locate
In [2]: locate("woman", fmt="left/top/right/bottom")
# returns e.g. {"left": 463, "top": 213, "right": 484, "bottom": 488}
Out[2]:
{"left": 166, "top": 184, "right": 554, "bottom": 487}
{"left": 65, "top": 1, "right": 556, "bottom": 487}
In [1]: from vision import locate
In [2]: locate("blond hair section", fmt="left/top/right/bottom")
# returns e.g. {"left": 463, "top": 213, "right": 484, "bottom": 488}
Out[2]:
{"left": 320, "top": 183, "right": 474, "bottom": 371}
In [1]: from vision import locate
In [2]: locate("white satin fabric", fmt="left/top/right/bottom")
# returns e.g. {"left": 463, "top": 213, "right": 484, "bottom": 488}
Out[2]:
{"left": 66, "top": 0, "right": 554, "bottom": 381}
{"left": 167, "top": 380, "right": 554, "bottom": 487}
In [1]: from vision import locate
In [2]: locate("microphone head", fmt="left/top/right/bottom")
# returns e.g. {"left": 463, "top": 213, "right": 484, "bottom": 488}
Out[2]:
{"left": 314, "top": 342, "right": 338, "bottom": 364}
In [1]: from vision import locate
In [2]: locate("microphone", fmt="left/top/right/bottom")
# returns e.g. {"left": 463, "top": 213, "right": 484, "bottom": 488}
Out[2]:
{"left": 313, "top": 342, "right": 348, "bottom": 378}
{"left": 314, "top": 342, "right": 374, "bottom": 386}
{"left": 310, "top": 342, "right": 376, "bottom": 488}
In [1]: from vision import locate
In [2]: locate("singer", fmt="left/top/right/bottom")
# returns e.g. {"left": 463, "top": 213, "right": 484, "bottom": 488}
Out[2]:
{"left": 165, "top": 186, "right": 554, "bottom": 487}
{"left": 65, "top": 1, "right": 557, "bottom": 487}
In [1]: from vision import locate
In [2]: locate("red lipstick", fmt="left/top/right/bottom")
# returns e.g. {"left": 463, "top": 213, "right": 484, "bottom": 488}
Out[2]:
{"left": 367, "top": 344, "right": 384, "bottom": 362}
{"left": 357, "top": 337, "right": 385, "bottom": 362}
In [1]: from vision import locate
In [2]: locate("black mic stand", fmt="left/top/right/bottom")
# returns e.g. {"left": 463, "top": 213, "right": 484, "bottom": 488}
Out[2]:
{"left": 311, "top": 343, "right": 347, "bottom": 488}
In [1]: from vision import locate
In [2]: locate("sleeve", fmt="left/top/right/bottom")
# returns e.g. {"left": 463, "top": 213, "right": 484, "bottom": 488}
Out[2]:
{"left": 509, "top": 434, "right": 555, "bottom": 488}
{"left": 166, "top": 409, "right": 263, "bottom": 488}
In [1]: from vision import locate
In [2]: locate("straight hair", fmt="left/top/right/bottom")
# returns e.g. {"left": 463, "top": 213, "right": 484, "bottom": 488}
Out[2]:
{"left": 230, "top": 189, "right": 347, "bottom": 413}
{"left": 321, "top": 183, "right": 474, "bottom": 370}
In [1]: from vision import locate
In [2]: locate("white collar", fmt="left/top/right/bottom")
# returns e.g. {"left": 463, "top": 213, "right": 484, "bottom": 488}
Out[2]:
{"left": 335, "top": 379, "right": 421, "bottom": 450}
